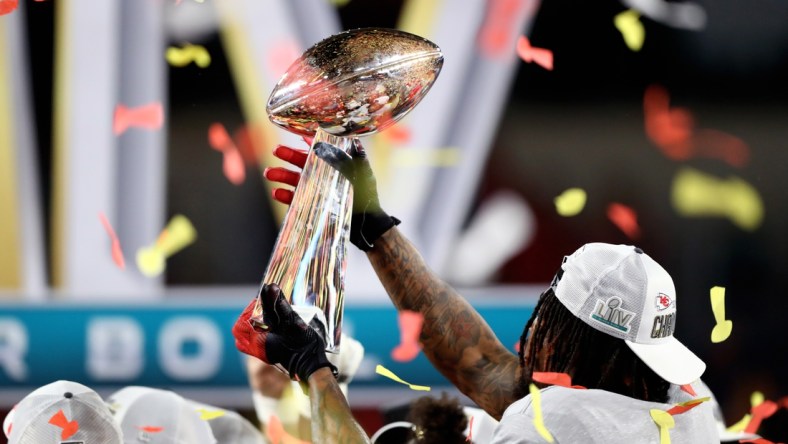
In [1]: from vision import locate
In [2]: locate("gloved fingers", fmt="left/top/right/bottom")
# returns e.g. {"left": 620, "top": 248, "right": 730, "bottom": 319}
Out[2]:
{"left": 273, "top": 145, "right": 308, "bottom": 169}
{"left": 314, "top": 142, "right": 356, "bottom": 179}
{"left": 260, "top": 284, "right": 285, "bottom": 330}
{"left": 264, "top": 166, "right": 301, "bottom": 187}
{"left": 349, "top": 138, "right": 367, "bottom": 159}
{"left": 271, "top": 188, "right": 294, "bottom": 205}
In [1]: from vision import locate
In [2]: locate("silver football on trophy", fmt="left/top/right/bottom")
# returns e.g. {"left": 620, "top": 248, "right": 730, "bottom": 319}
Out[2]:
{"left": 267, "top": 28, "right": 443, "bottom": 137}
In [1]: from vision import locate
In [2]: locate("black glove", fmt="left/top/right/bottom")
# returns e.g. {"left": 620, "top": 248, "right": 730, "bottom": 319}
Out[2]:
{"left": 233, "top": 284, "right": 337, "bottom": 382}
{"left": 314, "top": 139, "right": 400, "bottom": 251}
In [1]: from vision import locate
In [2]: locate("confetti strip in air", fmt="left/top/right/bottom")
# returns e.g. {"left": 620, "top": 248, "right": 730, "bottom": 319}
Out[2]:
{"left": 528, "top": 384, "right": 554, "bottom": 442}
{"left": 0, "top": 0, "right": 18, "bottom": 15}
{"left": 607, "top": 203, "right": 640, "bottom": 239}
{"left": 643, "top": 85, "right": 750, "bottom": 167}
{"left": 375, "top": 365, "right": 431, "bottom": 391}
{"left": 166, "top": 44, "right": 211, "bottom": 68}
{"left": 113, "top": 102, "right": 164, "bottom": 135}
{"left": 196, "top": 408, "right": 225, "bottom": 421}
{"left": 137, "top": 426, "right": 164, "bottom": 433}
{"left": 208, "top": 123, "right": 246, "bottom": 185}
{"left": 136, "top": 215, "right": 197, "bottom": 277}
{"left": 680, "top": 384, "right": 697, "bottom": 397}
{"left": 466, "top": 415, "right": 474, "bottom": 442}
{"left": 671, "top": 167, "right": 763, "bottom": 231}
{"left": 98, "top": 212, "right": 126, "bottom": 269}
{"left": 744, "top": 393, "right": 779, "bottom": 434}
{"left": 516, "top": 36, "right": 554, "bottom": 71}
{"left": 532, "top": 372, "right": 586, "bottom": 389}
{"left": 710, "top": 286, "right": 733, "bottom": 343}
{"left": 666, "top": 397, "right": 710, "bottom": 415}
{"left": 614, "top": 10, "right": 645, "bottom": 51}
{"left": 391, "top": 310, "right": 424, "bottom": 362}
{"left": 726, "top": 414, "right": 751, "bottom": 433}
{"left": 48, "top": 410, "right": 79, "bottom": 440}
{"left": 650, "top": 409, "right": 674, "bottom": 444}
{"left": 554, "top": 188, "right": 587, "bottom": 216}
{"left": 478, "top": 0, "right": 528, "bottom": 57}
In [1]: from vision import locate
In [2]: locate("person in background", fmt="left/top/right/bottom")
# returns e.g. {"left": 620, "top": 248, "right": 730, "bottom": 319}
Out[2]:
{"left": 406, "top": 393, "right": 468, "bottom": 443}
{"left": 106, "top": 386, "right": 216, "bottom": 444}
{"left": 3, "top": 380, "right": 123, "bottom": 443}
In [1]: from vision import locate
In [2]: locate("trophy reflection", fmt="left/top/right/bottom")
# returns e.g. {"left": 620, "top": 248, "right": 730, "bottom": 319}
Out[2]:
{"left": 251, "top": 28, "right": 443, "bottom": 354}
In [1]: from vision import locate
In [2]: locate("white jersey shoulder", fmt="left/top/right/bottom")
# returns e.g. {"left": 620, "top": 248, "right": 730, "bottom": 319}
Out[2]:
{"left": 491, "top": 385, "right": 719, "bottom": 443}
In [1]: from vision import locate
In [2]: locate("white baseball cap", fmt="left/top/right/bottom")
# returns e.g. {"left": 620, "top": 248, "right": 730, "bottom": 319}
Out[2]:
{"left": 107, "top": 386, "right": 216, "bottom": 444}
{"left": 3, "top": 380, "right": 123, "bottom": 443}
{"left": 552, "top": 243, "right": 706, "bottom": 385}
{"left": 185, "top": 400, "right": 264, "bottom": 444}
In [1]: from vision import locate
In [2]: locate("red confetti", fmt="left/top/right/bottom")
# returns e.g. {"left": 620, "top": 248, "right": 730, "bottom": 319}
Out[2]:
{"left": 208, "top": 123, "right": 246, "bottom": 185}
{"left": 680, "top": 384, "right": 697, "bottom": 397}
{"left": 266, "top": 415, "right": 310, "bottom": 444}
{"left": 516, "top": 36, "right": 554, "bottom": 71}
{"left": 113, "top": 102, "right": 164, "bottom": 135}
{"left": 137, "top": 426, "right": 164, "bottom": 433}
{"left": 478, "top": 0, "right": 526, "bottom": 57}
{"left": 643, "top": 85, "right": 749, "bottom": 167}
{"left": 98, "top": 212, "right": 126, "bottom": 269}
{"left": 268, "top": 39, "right": 301, "bottom": 77}
{"left": 607, "top": 203, "right": 640, "bottom": 239}
{"left": 466, "top": 415, "right": 474, "bottom": 442}
{"left": 234, "top": 124, "right": 266, "bottom": 166}
{"left": 382, "top": 124, "right": 412, "bottom": 145}
{"left": 532, "top": 372, "right": 587, "bottom": 389}
{"left": 48, "top": 410, "right": 79, "bottom": 440}
{"left": 391, "top": 310, "right": 424, "bottom": 362}
{"left": 740, "top": 439, "right": 778, "bottom": 444}
{"left": 666, "top": 399, "right": 706, "bottom": 416}
{"left": 745, "top": 400, "right": 779, "bottom": 434}
{"left": 0, "top": 0, "right": 19, "bottom": 16}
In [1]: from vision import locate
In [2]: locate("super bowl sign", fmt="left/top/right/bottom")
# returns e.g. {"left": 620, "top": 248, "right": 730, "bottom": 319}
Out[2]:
{"left": 0, "top": 299, "right": 533, "bottom": 406}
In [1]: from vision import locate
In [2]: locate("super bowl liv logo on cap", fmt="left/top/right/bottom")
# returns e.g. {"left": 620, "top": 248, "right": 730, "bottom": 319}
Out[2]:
{"left": 590, "top": 296, "right": 634, "bottom": 332}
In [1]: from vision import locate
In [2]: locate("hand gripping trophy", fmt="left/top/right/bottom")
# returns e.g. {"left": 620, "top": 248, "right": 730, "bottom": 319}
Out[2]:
{"left": 250, "top": 28, "right": 443, "bottom": 357}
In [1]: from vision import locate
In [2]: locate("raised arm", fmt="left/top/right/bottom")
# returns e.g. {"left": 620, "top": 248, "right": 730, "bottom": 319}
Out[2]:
{"left": 367, "top": 227, "right": 520, "bottom": 419}
{"left": 308, "top": 368, "right": 371, "bottom": 444}
{"left": 233, "top": 284, "right": 370, "bottom": 444}
{"left": 266, "top": 143, "right": 520, "bottom": 419}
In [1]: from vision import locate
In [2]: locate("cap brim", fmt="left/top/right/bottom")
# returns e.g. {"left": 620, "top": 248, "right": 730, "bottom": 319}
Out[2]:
{"left": 625, "top": 336, "right": 706, "bottom": 385}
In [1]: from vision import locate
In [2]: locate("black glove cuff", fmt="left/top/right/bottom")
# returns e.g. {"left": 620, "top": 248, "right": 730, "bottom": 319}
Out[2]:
{"left": 350, "top": 213, "right": 401, "bottom": 251}
{"left": 291, "top": 340, "right": 338, "bottom": 382}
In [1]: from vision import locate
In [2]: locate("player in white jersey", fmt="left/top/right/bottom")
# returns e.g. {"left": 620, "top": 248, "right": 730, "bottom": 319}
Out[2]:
{"left": 251, "top": 143, "right": 718, "bottom": 443}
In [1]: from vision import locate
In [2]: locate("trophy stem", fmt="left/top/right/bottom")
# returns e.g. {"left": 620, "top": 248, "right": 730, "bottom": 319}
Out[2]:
{"left": 251, "top": 128, "right": 354, "bottom": 353}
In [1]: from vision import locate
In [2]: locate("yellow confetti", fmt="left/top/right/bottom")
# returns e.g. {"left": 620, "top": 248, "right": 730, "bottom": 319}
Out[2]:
{"left": 196, "top": 408, "right": 225, "bottom": 421}
{"left": 136, "top": 215, "right": 197, "bottom": 277}
{"left": 750, "top": 391, "right": 765, "bottom": 408}
{"left": 391, "top": 147, "right": 460, "bottom": 167}
{"left": 650, "top": 409, "right": 675, "bottom": 444}
{"left": 675, "top": 397, "right": 711, "bottom": 407}
{"left": 726, "top": 414, "right": 751, "bottom": 433}
{"left": 710, "top": 286, "right": 733, "bottom": 343}
{"left": 375, "top": 365, "right": 431, "bottom": 391}
{"left": 166, "top": 44, "right": 211, "bottom": 68}
{"left": 614, "top": 10, "right": 645, "bottom": 52}
{"left": 328, "top": 0, "right": 351, "bottom": 6}
{"left": 528, "top": 384, "right": 555, "bottom": 443}
{"left": 672, "top": 167, "right": 764, "bottom": 231}
{"left": 554, "top": 188, "right": 587, "bottom": 217}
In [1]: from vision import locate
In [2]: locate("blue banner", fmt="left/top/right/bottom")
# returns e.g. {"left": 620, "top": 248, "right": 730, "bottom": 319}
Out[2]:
{"left": 0, "top": 301, "right": 533, "bottom": 396}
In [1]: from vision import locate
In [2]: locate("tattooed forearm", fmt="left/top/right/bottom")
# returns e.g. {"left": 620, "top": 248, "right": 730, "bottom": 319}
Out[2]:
{"left": 367, "top": 228, "right": 520, "bottom": 420}
{"left": 308, "top": 368, "right": 371, "bottom": 444}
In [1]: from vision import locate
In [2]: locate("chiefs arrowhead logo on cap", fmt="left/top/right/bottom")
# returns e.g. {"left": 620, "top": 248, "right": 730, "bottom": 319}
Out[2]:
{"left": 655, "top": 293, "right": 673, "bottom": 311}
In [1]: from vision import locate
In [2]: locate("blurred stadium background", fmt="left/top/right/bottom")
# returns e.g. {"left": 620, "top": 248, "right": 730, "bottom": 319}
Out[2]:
{"left": 1, "top": 0, "right": 786, "bottom": 439}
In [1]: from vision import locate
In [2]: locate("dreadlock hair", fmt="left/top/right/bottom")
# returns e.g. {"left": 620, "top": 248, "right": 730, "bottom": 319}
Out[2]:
{"left": 516, "top": 288, "right": 671, "bottom": 403}
{"left": 406, "top": 393, "right": 468, "bottom": 444}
